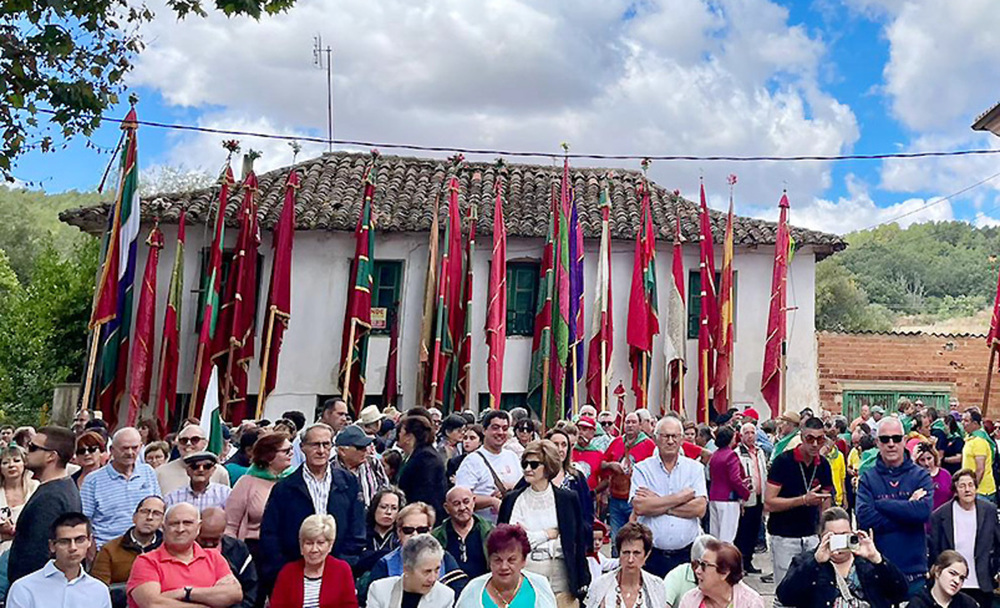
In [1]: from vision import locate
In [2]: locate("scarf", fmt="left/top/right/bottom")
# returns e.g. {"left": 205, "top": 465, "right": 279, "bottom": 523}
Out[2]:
{"left": 971, "top": 428, "right": 997, "bottom": 457}
{"left": 772, "top": 430, "right": 799, "bottom": 459}
{"left": 246, "top": 463, "right": 293, "bottom": 481}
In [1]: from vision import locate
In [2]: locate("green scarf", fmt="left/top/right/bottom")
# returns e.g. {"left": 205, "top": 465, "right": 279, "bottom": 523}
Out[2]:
{"left": 858, "top": 447, "right": 879, "bottom": 478}
{"left": 771, "top": 430, "right": 798, "bottom": 463}
{"left": 971, "top": 428, "right": 997, "bottom": 457}
{"left": 247, "top": 464, "right": 293, "bottom": 481}
{"left": 931, "top": 418, "right": 947, "bottom": 433}
{"left": 899, "top": 414, "right": 913, "bottom": 434}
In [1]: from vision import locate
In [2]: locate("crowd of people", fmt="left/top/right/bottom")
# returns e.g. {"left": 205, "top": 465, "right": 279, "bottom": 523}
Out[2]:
{"left": 0, "top": 396, "right": 996, "bottom": 607}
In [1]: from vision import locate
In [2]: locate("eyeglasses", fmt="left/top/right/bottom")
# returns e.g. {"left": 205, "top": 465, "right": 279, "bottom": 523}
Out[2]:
{"left": 399, "top": 526, "right": 431, "bottom": 535}
{"left": 27, "top": 442, "right": 56, "bottom": 453}
{"left": 305, "top": 441, "right": 333, "bottom": 451}
{"left": 53, "top": 535, "right": 89, "bottom": 548}
{"left": 691, "top": 559, "right": 719, "bottom": 571}
{"left": 878, "top": 434, "right": 904, "bottom": 445}
{"left": 76, "top": 445, "right": 101, "bottom": 455}
{"left": 600, "top": 421, "right": 614, "bottom": 427}
{"left": 137, "top": 508, "right": 165, "bottom": 518}
{"left": 277, "top": 447, "right": 294, "bottom": 455}
{"left": 655, "top": 433, "right": 681, "bottom": 442}
{"left": 177, "top": 437, "right": 205, "bottom": 446}
{"left": 187, "top": 462, "right": 214, "bottom": 471}
{"left": 521, "top": 460, "right": 543, "bottom": 471}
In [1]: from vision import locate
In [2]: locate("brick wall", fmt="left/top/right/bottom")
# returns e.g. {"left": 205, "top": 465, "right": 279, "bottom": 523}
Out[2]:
{"left": 817, "top": 331, "right": 1000, "bottom": 415}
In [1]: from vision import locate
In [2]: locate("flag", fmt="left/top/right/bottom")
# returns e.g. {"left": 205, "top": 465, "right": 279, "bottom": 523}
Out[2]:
{"left": 485, "top": 170, "right": 508, "bottom": 410}
{"left": 383, "top": 307, "right": 400, "bottom": 408}
{"left": 430, "top": 175, "right": 463, "bottom": 410}
{"left": 193, "top": 164, "right": 235, "bottom": 412}
{"left": 627, "top": 179, "right": 659, "bottom": 410}
{"left": 550, "top": 160, "right": 572, "bottom": 427}
{"left": 989, "top": 266, "right": 1000, "bottom": 348}
{"left": 527, "top": 183, "right": 556, "bottom": 421}
{"left": 697, "top": 182, "right": 718, "bottom": 423}
{"left": 259, "top": 170, "right": 299, "bottom": 411}
{"left": 199, "top": 366, "right": 225, "bottom": 455}
{"left": 586, "top": 181, "right": 613, "bottom": 410}
{"left": 338, "top": 155, "right": 378, "bottom": 415}
{"left": 714, "top": 185, "right": 736, "bottom": 414}
{"left": 155, "top": 211, "right": 185, "bottom": 435}
{"left": 761, "top": 192, "right": 792, "bottom": 417}
{"left": 454, "top": 202, "right": 477, "bottom": 411}
{"left": 126, "top": 225, "right": 163, "bottom": 426}
{"left": 567, "top": 167, "right": 585, "bottom": 414}
{"left": 416, "top": 184, "right": 442, "bottom": 406}
{"left": 666, "top": 215, "right": 686, "bottom": 414}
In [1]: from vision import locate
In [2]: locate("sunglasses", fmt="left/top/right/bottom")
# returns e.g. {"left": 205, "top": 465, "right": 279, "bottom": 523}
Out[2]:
{"left": 177, "top": 437, "right": 205, "bottom": 446}
{"left": 878, "top": 434, "right": 904, "bottom": 445}
{"left": 802, "top": 435, "right": 826, "bottom": 445}
{"left": 27, "top": 442, "right": 56, "bottom": 453}
{"left": 76, "top": 446, "right": 101, "bottom": 455}
{"left": 399, "top": 526, "right": 431, "bottom": 535}
{"left": 691, "top": 559, "right": 719, "bottom": 571}
{"left": 522, "top": 460, "right": 543, "bottom": 471}
{"left": 187, "top": 462, "right": 214, "bottom": 471}
{"left": 601, "top": 421, "right": 614, "bottom": 427}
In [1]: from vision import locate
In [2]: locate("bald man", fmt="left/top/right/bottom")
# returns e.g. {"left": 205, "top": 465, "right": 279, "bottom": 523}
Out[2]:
{"left": 431, "top": 487, "right": 494, "bottom": 578}
{"left": 198, "top": 508, "right": 257, "bottom": 608}
{"left": 81, "top": 427, "right": 161, "bottom": 548}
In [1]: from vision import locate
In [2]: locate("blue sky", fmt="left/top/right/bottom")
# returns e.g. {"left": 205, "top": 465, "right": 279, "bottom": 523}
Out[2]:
{"left": 11, "top": 0, "right": 1000, "bottom": 234}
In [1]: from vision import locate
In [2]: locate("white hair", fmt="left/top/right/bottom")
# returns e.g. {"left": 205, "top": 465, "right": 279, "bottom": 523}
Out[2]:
{"left": 655, "top": 416, "right": 682, "bottom": 435}
{"left": 112, "top": 427, "right": 141, "bottom": 445}
{"left": 635, "top": 409, "right": 653, "bottom": 422}
{"left": 401, "top": 534, "right": 444, "bottom": 571}
{"left": 299, "top": 513, "right": 337, "bottom": 543}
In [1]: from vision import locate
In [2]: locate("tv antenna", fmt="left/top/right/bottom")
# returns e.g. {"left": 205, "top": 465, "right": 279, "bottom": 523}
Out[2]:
{"left": 313, "top": 35, "right": 333, "bottom": 153}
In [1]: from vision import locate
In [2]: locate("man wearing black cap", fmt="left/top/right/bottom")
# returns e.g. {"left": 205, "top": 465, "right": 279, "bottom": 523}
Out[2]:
{"left": 164, "top": 452, "right": 231, "bottom": 512}
{"left": 331, "top": 425, "right": 389, "bottom": 508}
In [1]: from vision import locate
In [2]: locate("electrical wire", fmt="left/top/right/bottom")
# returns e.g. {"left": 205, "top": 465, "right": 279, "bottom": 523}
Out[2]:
{"left": 860, "top": 170, "right": 1000, "bottom": 231}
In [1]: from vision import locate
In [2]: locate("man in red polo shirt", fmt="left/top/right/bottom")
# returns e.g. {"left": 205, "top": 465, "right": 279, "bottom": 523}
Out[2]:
{"left": 127, "top": 502, "right": 242, "bottom": 608}
{"left": 601, "top": 412, "right": 655, "bottom": 543}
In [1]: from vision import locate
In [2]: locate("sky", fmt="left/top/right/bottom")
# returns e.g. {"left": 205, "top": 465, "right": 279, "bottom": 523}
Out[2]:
{"left": 11, "top": 0, "right": 1000, "bottom": 235}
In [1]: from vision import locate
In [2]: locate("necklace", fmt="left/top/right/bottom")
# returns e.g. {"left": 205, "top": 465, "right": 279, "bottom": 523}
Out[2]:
{"left": 488, "top": 576, "right": 523, "bottom": 608}
{"left": 798, "top": 460, "right": 819, "bottom": 497}
{"left": 614, "top": 571, "right": 644, "bottom": 608}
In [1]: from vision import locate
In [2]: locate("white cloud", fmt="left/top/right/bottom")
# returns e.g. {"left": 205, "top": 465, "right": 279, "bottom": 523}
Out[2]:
{"left": 974, "top": 212, "right": 1000, "bottom": 228}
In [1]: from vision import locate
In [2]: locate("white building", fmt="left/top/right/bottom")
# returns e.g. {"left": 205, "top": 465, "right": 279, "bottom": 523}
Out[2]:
{"left": 62, "top": 152, "right": 844, "bottom": 424}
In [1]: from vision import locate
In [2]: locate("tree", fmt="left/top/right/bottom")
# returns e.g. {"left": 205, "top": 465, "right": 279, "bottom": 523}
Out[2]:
{"left": 0, "top": 0, "right": 295, "bottom": 182}
{"left": 815, "top": 258, "right": 894, "bottom": 333}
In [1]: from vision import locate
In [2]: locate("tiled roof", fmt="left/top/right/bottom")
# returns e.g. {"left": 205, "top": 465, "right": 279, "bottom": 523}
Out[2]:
{"left": 60, "top": 152, "right": 845, "bottom": 252}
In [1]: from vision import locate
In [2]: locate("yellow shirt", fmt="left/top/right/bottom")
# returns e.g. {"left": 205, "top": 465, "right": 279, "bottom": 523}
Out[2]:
{"left": 962, "top": 435, "right": 996, "bottom": 496}
{"left": 827, "top": 450, "right": 846, "bottom": 507}
{"left": 848, "top": 447, "right": 862, "bottom": 472}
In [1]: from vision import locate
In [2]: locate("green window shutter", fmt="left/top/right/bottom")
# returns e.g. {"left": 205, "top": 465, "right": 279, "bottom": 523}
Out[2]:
{"left": 371, "top": 260, "right": 403, "bottom": 335}
{"left": 506, "top": 262, "right": 539, "bottom": 337}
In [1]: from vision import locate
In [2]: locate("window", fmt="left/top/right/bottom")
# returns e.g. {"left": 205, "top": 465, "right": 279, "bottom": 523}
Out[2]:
{"left": 194, "top": 248, "right": 263, "bottom": 331}
{"left": 506, "top": 262, "right": 539, "bottom": 336}
{"left": 686, "top": 271, "right": 737, "bottom": 339}
{"left": 371, "top": 260, "right": 403, "bottom": 335}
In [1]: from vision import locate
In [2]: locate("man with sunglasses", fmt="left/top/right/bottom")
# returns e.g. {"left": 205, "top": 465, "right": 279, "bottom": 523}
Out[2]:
{"left": 82, "top": 427, "right": 161, "bottom": 549}
{"left": 157, "top": 424, "right": 230, "bottom": 495}
{"left": 164, "top": 452, "right": 231, "bottom": 511}
{"left": 856, "top": 417, "right": 934, "bottom": 599}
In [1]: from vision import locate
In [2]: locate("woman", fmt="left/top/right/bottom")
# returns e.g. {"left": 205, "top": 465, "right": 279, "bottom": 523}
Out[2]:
{"left": 455, "top": 524, "right": 557, "bottom": 608}
{"left": 368, "top": 534, "right": 455, "bottom": 608}
{"left": 914, "top": 441, "right": 953, "bottom": 513}
{"left": 928, "top": 469, "right": 1000, "bottom": 608}
{"left": 271, "top": 514, "right": 358, "bottom": 608}
{"left": 356, "top": 487, "right": 406, "bottom": 578}
{"left": 0, "top": 445, "right": 38, "bottom": 553}
{"left": 545, "top": 427, "right": 594, "bottom": 541}
{"left": 10, "top": 427, "right": 33, "bottom": 450}
{"left": 397, "top": 415, "right": 447, "bottom": 521}
{"left": 678, "top": 540, "right": 762, "bottom": 608}
{"left": 71, "top": 431, "right": 106, "bottom": 488}
{"left": 448, "top": 424, "right": 484, "bottom": 483}
{"left": 908, "top": 550, "right": 979, "bottom": 608}
{"left": 143, "top": 441, "right": 169, "bottom": 469}
{"left": 437, "top": 414, "right": 466, "bottom": 461}
{"left": 823, "top": 436, "right": 847, "bottom": 508}
{"left": 513, "top": 419, "right": 536, "bottom": 450}
{"left": 584, "top": 523, "right": 665, "bottom": 608}
{"left": 225, "top": 432, "right": 293, "bottom": 562}
{"left": 941, "top": 415, "right": 964, "bottom": 475}
{"left": 776, "top": 507, "right": 908, "bottom": 608}
{"left": 136, "top": 419, "right": 161, "bottom": 446}
{"left": 706, "top": 427, "right": 749, "bottom": 543}
{"left": 498, "top": 439, "right": 589, "bottom": 607}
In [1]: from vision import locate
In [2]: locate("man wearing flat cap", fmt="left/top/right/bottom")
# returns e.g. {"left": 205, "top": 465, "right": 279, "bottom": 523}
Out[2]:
{"left": 164, "top": 451, "right": 231, "bottom": 512}
{"left": 331, "top": 425, "right": 388, "bottom": 508}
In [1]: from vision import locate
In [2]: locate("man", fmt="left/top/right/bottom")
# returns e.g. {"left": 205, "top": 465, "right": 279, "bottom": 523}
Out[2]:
{"left": 164, "top": 451, "right": 231, "bottom": 511}
{"left": 601, "top": 412, "right": 655, "bottom": 541}
{"left": 579, "top": 404, "right": 612, "bottom": 451}
{"left": 331, "top": 425, "right": 389, "bottom": 507}
{"left": 869, "top": 405, "right": 886, "bottom": 434}
{"left": 850, "top": 403, "right": 872, "bottom": 433}
{"left": 320, "top": 397, "right": 350, "bottom": 436}
{"left": 427, "top": 407, "right": 443, "bottom": 435}
{"left": 157, "top": 425, "right": 230, "bottom": 495}
{"left": 6, "top": 512, "right": 111, "bottom": 608}
{"left": 598, "top": 410, "right": 618, "bottom": 437}
{"left": 630, "top": 416, "right": 707, "bottom": 577}
{"left": 735, "top": 422, "right": 767, "bottom": 574}
{"left": 454, "top": 410, "right": 521, "bottom": 522}
{"left": 962, "top": 409, "right": 996, "bottom": 499}
{"left": 258, "top": 423, "right": 365, "bottom": 591}
{"left": 82, "top": 427, "right": 161, "bottom": 548}
{"left": 635, "top": 408, "right": 656, "bottom": 439}
{"left": 764, "top": 416, "right": 833, "bottom": 589}
{"left": 357, "top": 405, "right": 386, "bottom": 451}
{"left": 572, "top": 416, "right": 607, "bottom": 491}
{"left": 7, "top": 426, "right": 82, "bottom": 583}
{"left": 0, "top": 425, "right": 14, "bottom": 447}
{"left": 897, "top": 398, "right": 916, "bottom": 433}
{"left": 127, "top": 502, "right": 242, "bottom": 608}
{"left": 770, "top": 410, "right": 801, "bottom": 463}
{"left": 856, "top": 417, "right": 933, "bottom": 598}
{"left": 197, "top": 507, "right": 257, "bottom": 608}
{"left": 431, "top": 486, "right": 493, "bottom": 579}
{"left": 92, "top": 496, "right": 165, "bottom": 589}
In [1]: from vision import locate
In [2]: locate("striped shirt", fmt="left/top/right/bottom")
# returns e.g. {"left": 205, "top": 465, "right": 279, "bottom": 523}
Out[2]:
{"left": 164, "top": 482, "right": 231, "bottom": 512}
{"left": 330, "top": 454, "right": 388, "bottom": 507}
{"left": 302, "top": 466, "right": 332, "bottom": 515}
{"left": 303, "top": 576, "right": 322, "bottom": 608}
{"left": 81, "top": 463, "right": 161, "bottom": 548}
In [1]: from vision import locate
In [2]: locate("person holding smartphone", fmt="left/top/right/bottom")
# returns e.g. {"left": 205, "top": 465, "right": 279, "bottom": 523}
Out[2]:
{"left": 776, "top": 507, "right": 908, "bottom": 608}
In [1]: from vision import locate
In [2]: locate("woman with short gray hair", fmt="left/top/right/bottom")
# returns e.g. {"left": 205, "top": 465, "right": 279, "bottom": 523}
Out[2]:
{"left": 368, "top": 534, "right": 455, "bottom": 608}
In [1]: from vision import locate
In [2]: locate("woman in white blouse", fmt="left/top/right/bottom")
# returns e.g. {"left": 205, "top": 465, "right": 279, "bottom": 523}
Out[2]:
{"left": 0, "top": 445, "right": 38, "bottom": 554}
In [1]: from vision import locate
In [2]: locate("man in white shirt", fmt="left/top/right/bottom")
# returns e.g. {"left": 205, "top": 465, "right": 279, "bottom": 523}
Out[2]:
{"left": 455, "top": 410, "right": 521, "bottom": 522}
{"left": 7, "top": 512, "right": 111, "bottom": 608}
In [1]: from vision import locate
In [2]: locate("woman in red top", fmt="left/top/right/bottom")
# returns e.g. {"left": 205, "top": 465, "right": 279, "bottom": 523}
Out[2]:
{"left": 271, "top": 514, "right": 358, "bottom": 608}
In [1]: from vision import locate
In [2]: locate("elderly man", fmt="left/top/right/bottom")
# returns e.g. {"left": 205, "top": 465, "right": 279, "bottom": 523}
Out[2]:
{"left": 635, "top": 409, "right": 655, "bottom": 439}
{"left": 258, "top": 422, "right": 365, "bottom": 592}
{"left": 431, "top": 486, "right": 493, "bottom": 578}
{"left": 6, "top": 512, "right": 111, "bottom": 608}
{"left": 962, "top": 409, "right": 996, "bottom": 499}
{"left": 157, "top": 425, "right": 229, "bottom": 495}
{"left": 601, "top": 412, "right": 655, "bottom": 542}
{"left": 629, "top": 415, "right": 707, "bottom": 577}
{"left": 197, "top": 507, "right": 257, "bottom": 608}
{"left": 127, "top": 502, "right": 241, "bottom": 608}
{"left": 770, "top": 410, "right": 801, "bottom": 463}
{"left": 597, "top": 410, "right": 618, "bottom": 437}
{"left": 81, "top": 428, "right": 161, "bottom": 548}
{"left": 856, "top": 416, "right": 934, "bottom": 598}
{"left": 454, "top": 410, "right": 521, "bottom": 522}
{"left": 734, "top": 422, "right": 768, "bottom": 574}
{"left": 93, "top": 496, "right": 165, "bottom": 588}
{"left": 331, "top": 425, "right": 389, "bottom": 507}
{"left": 573, "top": 416, "right": 608, "bottom": 491}
{"left": 164, "top": 451, "right": 231, "bottom": 511}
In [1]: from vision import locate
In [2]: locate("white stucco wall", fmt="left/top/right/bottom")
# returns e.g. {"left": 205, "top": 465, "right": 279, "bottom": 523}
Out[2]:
{"left": 126, "top": 224, "right": 818, "bottom": 424}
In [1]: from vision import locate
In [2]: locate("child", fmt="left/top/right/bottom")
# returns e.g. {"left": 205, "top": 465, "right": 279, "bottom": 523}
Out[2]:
{"left": 587, "top": 520, "right": 619, "bottom": 584}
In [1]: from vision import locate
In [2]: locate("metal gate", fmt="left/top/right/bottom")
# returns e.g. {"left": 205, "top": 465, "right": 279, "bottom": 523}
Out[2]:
{"left": 841, "top": 390, "right": 950, "bottom": 421}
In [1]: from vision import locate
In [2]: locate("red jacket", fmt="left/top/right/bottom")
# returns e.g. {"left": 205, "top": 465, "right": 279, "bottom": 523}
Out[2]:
{"left": 270, "top": 556, "right": 358, "bottom": 608}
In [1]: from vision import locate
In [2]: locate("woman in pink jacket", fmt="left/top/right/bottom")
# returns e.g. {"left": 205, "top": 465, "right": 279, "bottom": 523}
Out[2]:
{"left": 226, "top": 432, "right": 294, "bottom": 561}
{"left": 707, "top": 426, "right": 750, "bottom": 543}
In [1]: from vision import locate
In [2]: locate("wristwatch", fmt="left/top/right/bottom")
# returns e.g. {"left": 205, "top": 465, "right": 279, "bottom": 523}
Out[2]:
{"left": 184, "top": 587, "right": 193, "bottom": 602}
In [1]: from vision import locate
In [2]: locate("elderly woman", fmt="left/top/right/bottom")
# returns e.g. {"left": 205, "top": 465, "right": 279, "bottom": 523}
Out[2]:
{"left": 225, "top": 432, "right": 294, "bottom": 560}
{"left": 437, "top": 414, "right": 467, "bottom": 461}
{"left": 271, "top": 513, "right": 358, "bottom": 608}
{"left": 368, "top": 534, "right": 455, "bottom": 608}
{"left": 678, "top": 540, "right": 763, "bottom": 608}
{"left": 0, "top": 445, "right": 38, "bottom": 554}
{"left": 356, "top": 487, "right": 407, "bottom": 578}
{"left": 498, "top": 439, "right": 590, "bottom": 607}
{"left": 584, "top": 523, "right": 666, "bottom": 608}
{"left": 397, "top": 415, "right": 447, "bottom": 522}
{"left": 143, "top": 441, "right": 170, "bottom": 469}
{"left": 456, "top": 524, "right": 557, "bottom": 608}
{"left": 909, "top": 550, "right": 979, "bottom": 608}
{"left": 663, "top": 535, "right": 714, "bottom": 608}
{"left": 71, "top": 431, "right": 106, "bottom": 488}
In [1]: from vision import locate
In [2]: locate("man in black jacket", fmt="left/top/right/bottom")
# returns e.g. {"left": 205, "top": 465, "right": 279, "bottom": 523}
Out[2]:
{"left": 258, "top": 423, "right": 365, "bottom": 595}
{"left": 198, "top": 507, "right": 257, "bottom": 608}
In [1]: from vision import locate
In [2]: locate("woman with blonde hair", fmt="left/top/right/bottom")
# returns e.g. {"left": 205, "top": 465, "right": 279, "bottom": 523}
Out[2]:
{"left": 0, "top": 445, "right": 38, "bottom": 553}
{"left": 270, "top": 513, "right": 358, "bottom": 608}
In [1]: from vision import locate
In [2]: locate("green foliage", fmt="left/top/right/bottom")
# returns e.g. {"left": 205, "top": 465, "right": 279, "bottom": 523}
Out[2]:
{"left": 815, "top": 257, "right": 895, "bottom": 332}
{"left": 0, "top": 0, "right": 296, "bottom": 182}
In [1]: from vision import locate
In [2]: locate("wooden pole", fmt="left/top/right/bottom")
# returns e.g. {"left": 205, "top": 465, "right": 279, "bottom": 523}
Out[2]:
{"left": 641, "top": 351, "right": 649, "bottom": 410}
{"left": 257, "top": 306, "right": 277, "bottom": 419}
{"left": 984, "top": 344, "right": 997, "bottom": 418}
{"left": 540, "top": 356, "right": 550, "bottom": 432}
{"left": 678, "top": 360, "right": 685, "bottom": 417}
{"left": 342, "top": 318, "right": 358, "bottom": 412}
{"left": 779, "top": 341, "right": 788, "bottom": 415}
{"left": 571, "top": 347, "right": 580, "bottom": 415}
{"left": 79, "top": 330, "right": 102, "bottom": 414}
{"left": 600, "top": 341, "right": 608, "bottom": 412}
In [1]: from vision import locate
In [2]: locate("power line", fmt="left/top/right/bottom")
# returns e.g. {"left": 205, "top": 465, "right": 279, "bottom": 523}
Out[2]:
{"left": 33, "top": 107, "right": 1000, "bottom": 164}
{"left": 861, "top": 170, "right": 1000, "bottom": 231}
